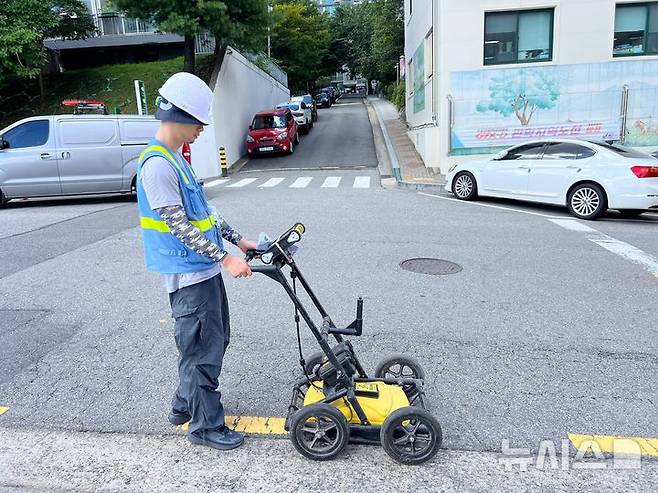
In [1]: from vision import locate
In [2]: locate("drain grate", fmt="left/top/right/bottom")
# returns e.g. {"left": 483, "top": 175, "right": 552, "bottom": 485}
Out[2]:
{"left": 400, "top": 258, "right": 463, "bottom": 276}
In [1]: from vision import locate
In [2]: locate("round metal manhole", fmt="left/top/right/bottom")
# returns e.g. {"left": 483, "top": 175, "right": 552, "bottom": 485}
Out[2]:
{"left": 400, "top": 258, "right": 463, "bottom": 276}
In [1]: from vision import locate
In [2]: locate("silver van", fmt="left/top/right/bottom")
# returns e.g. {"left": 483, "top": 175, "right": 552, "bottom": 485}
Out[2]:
{"left": 0, "top": 115, "right": 159, "bottom": 205}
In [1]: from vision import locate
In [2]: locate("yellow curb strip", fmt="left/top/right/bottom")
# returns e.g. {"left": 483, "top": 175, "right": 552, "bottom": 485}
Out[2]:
{"left": 179, "top": 415, "right": 286, "bottom": 435}
{"left": 0, "top": 406, "right": 9, "bottom": 416}
{"left": 569, "top": 433, "right": 658, "bottom": 457}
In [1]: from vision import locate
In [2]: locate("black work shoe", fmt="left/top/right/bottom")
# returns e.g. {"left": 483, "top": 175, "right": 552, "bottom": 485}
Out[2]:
{"left": 188, "top": 426, "right": 244, "bottom": 451}
{"left": 168, "top": 410, "right": 191, "bottom": 426}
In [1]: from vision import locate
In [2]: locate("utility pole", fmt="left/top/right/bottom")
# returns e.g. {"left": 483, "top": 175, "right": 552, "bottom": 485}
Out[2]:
{"left": 267, "top": 3, "right": 273, "bottom": 57}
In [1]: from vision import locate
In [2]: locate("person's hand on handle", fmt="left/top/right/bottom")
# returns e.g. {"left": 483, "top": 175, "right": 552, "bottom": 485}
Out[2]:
{"left": 237, "top": 238, "right": 258, "bottom": 254}
{"left": 221, "top": 254, "right": 252, "bottom": 278}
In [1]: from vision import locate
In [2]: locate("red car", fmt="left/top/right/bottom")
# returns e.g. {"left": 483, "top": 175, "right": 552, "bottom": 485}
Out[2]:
{"left": 246, "top": 108, "right": 299, "bottom": 155}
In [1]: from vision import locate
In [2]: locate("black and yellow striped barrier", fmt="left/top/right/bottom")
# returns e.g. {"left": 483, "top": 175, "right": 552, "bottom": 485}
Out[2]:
{"left": 219, "top": 147, "right": 228, "bottom": 177}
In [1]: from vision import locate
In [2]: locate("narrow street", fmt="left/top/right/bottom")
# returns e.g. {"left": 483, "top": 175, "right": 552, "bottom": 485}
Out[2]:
{"left": 0, "top": 97, "right": 656, "bottom": 490}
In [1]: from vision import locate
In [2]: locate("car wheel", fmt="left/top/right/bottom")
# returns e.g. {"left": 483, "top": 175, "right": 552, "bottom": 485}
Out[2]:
{"left": 568, "top": 183, "right": 607, "bottom": 220}
{"left": 452, "top": 172, "right": 478, "bottom": 200}
{"left": 0, "top": 189, "right": 8, "bottom": 207}
{"left": 618, "top": 209, "right": 645, "bottom": 218}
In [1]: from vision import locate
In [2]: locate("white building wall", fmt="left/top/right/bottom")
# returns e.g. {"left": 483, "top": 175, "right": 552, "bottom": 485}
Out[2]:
{"left": 405, "top": 0, "right": 658, "bottom": 174}
{"left": 404, "top": 0, "right": 440, "bottom": 168}
{"left": 191, "top": 47, "right": 290, "bottom": 179}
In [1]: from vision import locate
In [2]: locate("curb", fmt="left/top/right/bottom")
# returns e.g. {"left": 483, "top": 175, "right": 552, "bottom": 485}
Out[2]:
{"left": 366, "top": 97, "right": 447, "bottom": 193}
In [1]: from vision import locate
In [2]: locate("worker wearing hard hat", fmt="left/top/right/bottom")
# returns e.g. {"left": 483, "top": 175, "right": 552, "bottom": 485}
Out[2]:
{"left": 136, "top": 72, "right": 256, "bottom": 451}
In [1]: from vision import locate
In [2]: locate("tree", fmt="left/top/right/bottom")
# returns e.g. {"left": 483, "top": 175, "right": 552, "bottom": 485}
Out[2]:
{"left": 271, "top": 1, "right": 331, "bottom": 93}
{"left": 113, "top": 0, "right": 269, "bottom": 83}
{"left": 0, "top": 0, "right": 95, "bottom": 86}
{"left": 476, "top": 69, "right": 561, "bottom": 126}
{"left": 328, "top": 0, "right": 404, "bottom": 87}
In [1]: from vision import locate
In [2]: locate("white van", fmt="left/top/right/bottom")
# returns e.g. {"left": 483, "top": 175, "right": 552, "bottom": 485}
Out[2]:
{"left": 0, "top": 115, "right": 160, "bottom": 205}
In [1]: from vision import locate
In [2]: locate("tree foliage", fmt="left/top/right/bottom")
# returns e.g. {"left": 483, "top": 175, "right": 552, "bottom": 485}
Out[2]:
{"left": 112, "top": 0, "right": 269, "bottom": 77}
{"left": 329, "top": 0, "right": 404, "bottom": 85}
{"left": 476, "top": 70, "right": 560, "bottom": 126}
{"left": 0, "top": 0, "right": 95, "bottom": 84}
{"left": 271, "top": 0, "right": 331, "bottom": 93}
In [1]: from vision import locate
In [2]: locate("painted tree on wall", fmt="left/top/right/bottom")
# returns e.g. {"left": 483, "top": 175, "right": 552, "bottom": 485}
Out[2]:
{"left": 476, "top": 69, "right": 560, "bottom": 126}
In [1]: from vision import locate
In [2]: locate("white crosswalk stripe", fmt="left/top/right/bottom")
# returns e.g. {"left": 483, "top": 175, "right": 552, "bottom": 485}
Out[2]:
{"left": 226, "top": 178, "right": 258, "bottom": 188}
{"left": 289, "top": 177, "right": 313, "bottom": 188}
{"left": 258, "top": 177, "right": 285, "bottom": 188}
{"left": 321, "top": 177, "right": 342, "bottom": 188}
{"left": 204, "top": 179, "right": 230, "bottom": 188}
{"left": 353, "top": 176, "right": 371, "bottom": 188}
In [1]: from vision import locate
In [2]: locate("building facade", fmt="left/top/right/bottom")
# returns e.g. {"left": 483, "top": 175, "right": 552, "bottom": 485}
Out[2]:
{"left": 405, "top": 0, "right": 658, "bottom": 173}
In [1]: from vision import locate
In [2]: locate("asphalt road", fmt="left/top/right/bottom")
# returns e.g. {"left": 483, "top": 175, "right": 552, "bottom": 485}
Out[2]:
{"left": 0, "top": 99, "right": 656, "bottom": 490}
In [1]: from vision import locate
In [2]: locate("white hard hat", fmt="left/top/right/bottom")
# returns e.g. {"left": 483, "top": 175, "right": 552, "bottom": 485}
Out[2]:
{"left": 157, "top": 72, "right": 213, "bottom": 125}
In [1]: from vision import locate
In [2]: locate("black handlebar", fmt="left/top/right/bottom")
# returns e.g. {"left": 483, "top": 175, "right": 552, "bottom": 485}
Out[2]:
{"left": 245, "top": 223, "right": 305, "bottom": 265}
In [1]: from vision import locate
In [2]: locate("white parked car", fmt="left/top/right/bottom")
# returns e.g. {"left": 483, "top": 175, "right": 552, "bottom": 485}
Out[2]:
{"left": 445, "top": 139, "right": 658, "bottom": 219}
{"left": 276, "top": 101, "right": 312, "bottom": 134}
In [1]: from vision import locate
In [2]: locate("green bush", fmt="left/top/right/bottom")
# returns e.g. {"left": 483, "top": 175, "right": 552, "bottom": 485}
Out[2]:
{"left": 383, "top": 81, "right": 405, "bottom": 111}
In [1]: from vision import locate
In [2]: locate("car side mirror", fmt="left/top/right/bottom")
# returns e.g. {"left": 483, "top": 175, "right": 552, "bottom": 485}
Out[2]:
{"left": 0, "top": 138, "right": 8, "bottom": 150}
{"left": 248, "top": 125, "right": 252, "bottom": 130}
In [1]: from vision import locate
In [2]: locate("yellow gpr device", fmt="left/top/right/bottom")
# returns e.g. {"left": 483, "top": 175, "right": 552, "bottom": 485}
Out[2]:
{"left": 246, "top": 224, "right": 443, "bottom": 465}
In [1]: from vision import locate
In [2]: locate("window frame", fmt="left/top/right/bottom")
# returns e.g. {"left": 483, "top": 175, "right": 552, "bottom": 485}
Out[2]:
{"left": 1, "top": 120, "right": 50, "bottom": 150}
{"left": 483, "top": 8, "right": 555, "bottom": 66}
{"left": 498, "top": 142, "right": 548, "bottom": 160}
{"left": 541, "top": 142, "right": 597, "bottom": 160}
{"left": 613, "top": 2, "right": 658, "bottom": 58}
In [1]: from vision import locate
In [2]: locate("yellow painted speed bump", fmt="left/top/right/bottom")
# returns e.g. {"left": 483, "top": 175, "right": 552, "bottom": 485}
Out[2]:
{"left": 179, "top": 415, "right": 286, "bottom": 435}
{"left": 0, "top": 406, "right": 9, "bottom": 416}
{"left": 569, "top": 433, "right": 658, "bottom": 457}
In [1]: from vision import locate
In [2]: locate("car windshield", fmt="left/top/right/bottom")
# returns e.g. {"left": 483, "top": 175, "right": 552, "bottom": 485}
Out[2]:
{"left": 302, "top": 95, "right": 313, "bottom": 104}
{"left": 587, "top": 140, "right": 652, "bottom": 158}
{"left": 252, "top": 115, "right": 287, "bottom": 129}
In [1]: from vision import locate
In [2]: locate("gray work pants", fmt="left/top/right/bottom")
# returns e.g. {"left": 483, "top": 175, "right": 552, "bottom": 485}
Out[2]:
{"left": 169, "top": 274, "right": 230, "bottom": 435}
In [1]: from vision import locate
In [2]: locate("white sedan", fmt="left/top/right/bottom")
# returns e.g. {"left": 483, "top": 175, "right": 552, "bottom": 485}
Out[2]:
{"left": 445, "top": 139, "right": 658, "bottom": 219}
{"left": 276, "top": 101, "right": 312, "bottom": 134}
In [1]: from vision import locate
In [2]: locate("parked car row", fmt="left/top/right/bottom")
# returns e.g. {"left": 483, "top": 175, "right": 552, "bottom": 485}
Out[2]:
{"left": 445, "top": 138, "right": 658, "bottom": 219}
{"left": 246, "top": 88, "right": 342, "bottom": 157}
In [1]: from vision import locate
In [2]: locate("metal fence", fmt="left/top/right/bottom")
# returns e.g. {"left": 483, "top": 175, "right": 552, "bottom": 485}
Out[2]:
{"left": 88, "top": 14, "right": 215, "bottom": 55}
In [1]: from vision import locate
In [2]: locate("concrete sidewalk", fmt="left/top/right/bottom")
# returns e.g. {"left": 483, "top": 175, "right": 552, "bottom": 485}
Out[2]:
{"left": 365, "top": 97, "right": 446, "bottom": 192}
{"left": 1, "top": 427, "right": 655, "bottom": 492}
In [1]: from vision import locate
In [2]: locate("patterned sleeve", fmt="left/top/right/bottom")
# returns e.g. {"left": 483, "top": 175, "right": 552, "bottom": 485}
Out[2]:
{"left": 217, "top": 214, "right": 243, "bottom": 246}
{"left": 157, "top": 205, "right": 228, "bottom": 262}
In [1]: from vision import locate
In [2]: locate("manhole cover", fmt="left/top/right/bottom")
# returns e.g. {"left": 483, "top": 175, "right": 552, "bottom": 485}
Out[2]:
{"left": 400, "top": 258, "right": 463, "bottom": 276}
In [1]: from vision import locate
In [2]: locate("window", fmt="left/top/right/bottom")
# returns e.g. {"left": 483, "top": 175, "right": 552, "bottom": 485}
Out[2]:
{"left": 501, "top": 143, "right": 546, "bottom": 160}
{"left": 614, "top": 3, "right": 658, "bottom": 56}
{"left": 252, "top": 115, "right": 287, "bottom": 129}
{"left": 408, "top": 59, "right": 414, "bottom": 94}
{"left": 1, "top": 120, "right": 49, "bottom": 149}
{"left": 425, "top": 30, "right": 433, "bottom": 78}
{"left": 484, "top": 9, "right": 553, "bottom": 65}
{"left": 588, "top": 140, "right": 653, "bottom": 158}
{"left": 542, "top": 142, "right": 595, "bottom": 160}
{"left": 410, "top": 0, "right": 413, "bottom": 16}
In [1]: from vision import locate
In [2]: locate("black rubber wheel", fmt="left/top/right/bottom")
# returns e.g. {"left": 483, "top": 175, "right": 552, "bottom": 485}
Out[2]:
{"left": 618, "top": 209, "right": 645, "bottom": 218}
{"left": 0, "top": 189, "right": 8, "bottom": 207}
{"left": 381, "top": 407, "right": 442, "bottom": 465}
{"left": 374, "top": 355, "right": 425, "bottom": 380}
{"left": 452, "top": 172, "right": 478, "bottom": 200}
{"left": 289, "top": 403, "right": 350, "bottom": 461}
{"left": 303, "top": 351, "right": 325, "bottom": 376}
{"left": 567, "top": 182, "right": 607, "bottom": 220}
